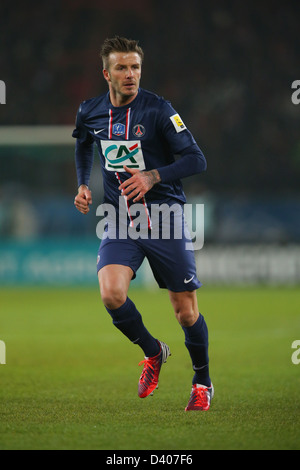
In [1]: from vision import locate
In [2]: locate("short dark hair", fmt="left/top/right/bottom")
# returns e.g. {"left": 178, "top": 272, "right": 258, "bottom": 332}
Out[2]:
{"left": 100, "top": 36, "right": 144, "bottom": 69}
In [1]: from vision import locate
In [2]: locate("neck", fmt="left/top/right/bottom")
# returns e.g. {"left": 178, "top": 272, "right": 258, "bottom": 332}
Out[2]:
{"left": 109, "top": 88, "right": 138, "bottom": 107}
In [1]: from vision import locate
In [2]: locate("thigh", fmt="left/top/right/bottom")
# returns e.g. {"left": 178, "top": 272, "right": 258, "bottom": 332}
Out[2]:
{"left": 142, "top": 235, "right": 202, "bottom": 292}
{"left": 140, "top": 206, "right": 202, "bottom": 292}
{"left": 98, "top": 264, "right": 133, "bottom": 308}
{"left": 97, "top": 236, "right": 145, "bottom": 308}
{"left": 97, "top": 236, "right": 145, "bottom": 280}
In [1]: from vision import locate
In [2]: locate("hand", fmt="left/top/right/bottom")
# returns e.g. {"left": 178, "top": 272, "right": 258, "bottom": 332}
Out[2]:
{"left": 74, "top": 185, "right": 92, "bottom": 214}
{"left": 118, "top": 166, "right": 161, "bottom": 202}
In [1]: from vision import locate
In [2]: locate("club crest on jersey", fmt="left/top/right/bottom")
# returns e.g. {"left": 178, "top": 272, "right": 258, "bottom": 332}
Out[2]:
{"left": 113, "top": 123, "right": 125, "bottom": 136}
{"left": 101, "top": 140, "right": 146, "bottom": 172}
{"left": 132, "top": 124, "right": 146, "bottom": 138}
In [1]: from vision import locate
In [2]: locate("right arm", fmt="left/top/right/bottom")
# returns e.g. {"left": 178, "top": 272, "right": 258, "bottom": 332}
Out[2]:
{"left": 74, "top": 184, "right": 92, "bottom": 214}
{"left": 72, "top": 106, "right": 94, "bottom": 215}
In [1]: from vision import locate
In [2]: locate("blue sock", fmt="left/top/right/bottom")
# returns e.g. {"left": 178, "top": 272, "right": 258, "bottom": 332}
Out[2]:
{"left": 105, "top": 297, "right": 160, "bottom": 357}
{"left": 182, "top": 313, "right": 211, "bottom": 387}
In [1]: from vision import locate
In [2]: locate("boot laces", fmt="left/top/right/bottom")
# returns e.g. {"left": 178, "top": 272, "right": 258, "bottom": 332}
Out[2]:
{"left": 193, "top": 387, "right": 209, "bottom": 406}
{"left": 138, "top": 357, "right": 156, "bottom": 381}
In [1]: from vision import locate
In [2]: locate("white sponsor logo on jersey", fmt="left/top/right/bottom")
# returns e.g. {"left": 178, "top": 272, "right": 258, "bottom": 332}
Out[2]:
{"left": 101, "top": 140, "right": 145, "bottom": 172}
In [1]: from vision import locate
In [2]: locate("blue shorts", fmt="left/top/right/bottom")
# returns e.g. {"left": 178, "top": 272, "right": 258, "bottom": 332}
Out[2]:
{"left": 96, "top": 207, "right": 201, "bottom": 292}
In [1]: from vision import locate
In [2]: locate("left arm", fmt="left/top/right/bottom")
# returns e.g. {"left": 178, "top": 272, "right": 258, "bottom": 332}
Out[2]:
{"left": 118, "top": 166, "right": 161, "bottom": 203}
{"left": 156, "top": 143, "right": 206, "bottom": 183}
{"left": 118, "top": 143, "right": 206, "bottom": 202}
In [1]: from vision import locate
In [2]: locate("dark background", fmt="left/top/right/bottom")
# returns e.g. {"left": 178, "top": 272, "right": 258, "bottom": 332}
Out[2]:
{"left": 0, "top": 0, "right": 299, "bottom": 244}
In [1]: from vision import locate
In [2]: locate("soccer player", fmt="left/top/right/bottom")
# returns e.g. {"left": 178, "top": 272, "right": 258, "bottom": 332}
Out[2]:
{"left": 73, "top": 36, "right": 213, "bottom": 411}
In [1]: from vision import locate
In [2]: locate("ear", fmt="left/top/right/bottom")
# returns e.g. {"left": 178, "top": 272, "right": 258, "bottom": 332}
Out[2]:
{"left": 103, "top": 68, "right": 110, "bottom": 83}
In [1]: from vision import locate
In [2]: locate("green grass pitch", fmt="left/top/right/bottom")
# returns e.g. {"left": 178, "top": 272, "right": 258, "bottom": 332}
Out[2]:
{"left": 0, "top": 285, "right": 299, "bottom": 450}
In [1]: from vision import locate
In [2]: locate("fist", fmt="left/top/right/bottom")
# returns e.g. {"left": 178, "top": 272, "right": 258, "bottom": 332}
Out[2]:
{"left": 74, "top": 185, "right": 92, "bottom": 214}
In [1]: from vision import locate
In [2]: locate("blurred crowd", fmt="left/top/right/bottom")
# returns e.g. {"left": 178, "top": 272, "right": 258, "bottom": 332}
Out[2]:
{"left": 0, "top": 0, "right": 299, "bottom": 241}
{"left": 1, "top": 0, "right": 299, "bottom": 193}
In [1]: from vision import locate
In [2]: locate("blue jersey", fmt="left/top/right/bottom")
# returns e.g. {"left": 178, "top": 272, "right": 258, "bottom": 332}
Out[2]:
{"left": 72, "top": 88, "right": 206, "bottom": 212}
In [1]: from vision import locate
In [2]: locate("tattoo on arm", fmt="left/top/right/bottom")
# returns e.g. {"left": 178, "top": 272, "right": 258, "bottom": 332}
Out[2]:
{"left": 146, "top": 169, "right": 161, "bottom": 187}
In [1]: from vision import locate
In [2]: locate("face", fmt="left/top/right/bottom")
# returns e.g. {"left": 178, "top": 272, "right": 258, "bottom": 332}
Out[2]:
{"left": 103, "top": 52, "right": 142, "bottom": 106}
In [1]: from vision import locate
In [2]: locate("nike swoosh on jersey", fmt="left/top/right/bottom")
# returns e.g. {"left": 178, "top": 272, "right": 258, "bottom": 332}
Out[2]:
{"left": 184, "top": 275, "right": 195, "bottom": 284}
{"left": 94, "top": 129, "right": 105, "bottom": 134}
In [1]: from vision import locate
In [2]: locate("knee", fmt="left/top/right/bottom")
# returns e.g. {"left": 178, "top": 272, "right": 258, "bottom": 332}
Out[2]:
{"left": 100, "top": 282, "right": 127, "bottom": 310}
{"left": 175, "top": 308, "right": 199, "bottom": 327}
{"left": 98, "top": 266, "right": 131, "bottom": 310}
{"left": 170, "top": 292, "right": 199, "bottom": 327}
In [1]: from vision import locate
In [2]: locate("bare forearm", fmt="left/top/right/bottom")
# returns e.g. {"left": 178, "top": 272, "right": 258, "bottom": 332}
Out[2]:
{"left": 118, "top": 166, "right": 161, "bottom": 202}
{"left": 144, "top": 169, "right": 161, "bottom": 186}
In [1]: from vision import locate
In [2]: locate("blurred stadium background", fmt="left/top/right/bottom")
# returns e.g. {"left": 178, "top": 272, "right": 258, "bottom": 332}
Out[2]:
{"left": 0, "top": 0, "right": 299, "bottom": 288}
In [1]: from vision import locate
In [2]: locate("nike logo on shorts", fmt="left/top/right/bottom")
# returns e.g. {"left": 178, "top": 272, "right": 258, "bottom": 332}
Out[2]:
{"left": 184, "top": 275, "right": 195, "bottom": 284}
